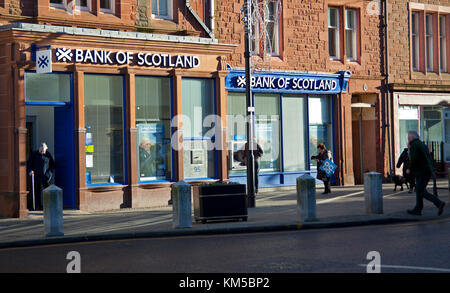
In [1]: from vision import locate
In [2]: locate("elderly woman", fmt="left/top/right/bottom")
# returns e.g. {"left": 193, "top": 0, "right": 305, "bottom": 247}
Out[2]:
{"left": 27, "top": 142, "right": 55, "bottom": 210}
{"left": 312, "top": 143, "right": 333, "bottom": 194}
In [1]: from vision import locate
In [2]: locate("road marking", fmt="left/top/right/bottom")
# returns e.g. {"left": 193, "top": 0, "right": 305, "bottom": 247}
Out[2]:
{"left": 317, "top": 191, "right": 364, "bottom": 204}
{"left": 358, "top": 264, "right": 450, "bottom": 272}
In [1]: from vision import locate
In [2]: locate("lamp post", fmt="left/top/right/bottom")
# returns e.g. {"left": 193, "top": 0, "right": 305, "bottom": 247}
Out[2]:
{"left": 243, "top": 0, "right": 256, "bottom": 208}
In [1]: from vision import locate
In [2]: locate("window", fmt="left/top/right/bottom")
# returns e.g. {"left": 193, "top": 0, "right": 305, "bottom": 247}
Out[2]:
{"left": 308, "top": 96, "right": 333, "bottom": 168}
{"left": 227, "top": 93, "right": 247, "bottom": 175}
{"left": 345, "top": 8, "right": 357, "bottom": 61}
{"left": 84, "top": 74, "right": 124, "bottom": 185}
{"left": 422, "top": 107, "right": 442, "bottom": 143}
{"left": 264, "top": 1, "right": 280, "bottom": 56}
{"left": 135, "top": 76, "right": 172, "bottom": 182}
{"left": 254, "top": 94, "right": 281, "bottom": 172}
{"left": 75, "top": 0, "right": 90, "bottom": 11}
{"left": 411, "top": 12, "right": 420, "bottom": 71}
{"left": 152, "top": 0, "right": 172, "bottom": 19}
{"left": 282, "top": 95, "right": 308, "bottom": 171}
{"left": 182, "top": 78, "right": 216, "bottom": 179}
{"left": 328, "top": 7, "right": 340, "bottom": 60}
{"left": 440, "top": 15, "right": 447, "bottom": 72}
{"left": 398, "top": 106, "right": 419, "bottom": 151}
{"left": 25, "top": 72, "right": 71, "bottom": 103}
{"left": 50, "top": 0, "right": 65, "bottom": 8}
{"left": 426, "top": 14, "right": 433, "bottom": 71}
{"left": 100, "top": 0, "right": 114, "bottom": 13}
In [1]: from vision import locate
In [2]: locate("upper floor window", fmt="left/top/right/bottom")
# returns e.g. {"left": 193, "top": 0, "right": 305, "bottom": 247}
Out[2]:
{"left": 152, "top": 0, "right": 173, "bottom": 20}
{"left": 345, "top": 8, "right": 357, "bottom": 61}
{"left": 328, "top": 7, "right": 340, "bottom": 60}
{"left": 50, "top": 0, "right": 65, "bottom": 8}
{"left": 440, "top": 15, "right": 447, "bottom": 72}
{"left": 411, "top": 12, "right": 420, "bottom": 71}
{"left": 100, "top": 0, "right": 114, "bottom": 13}
{"left": 76, "top": 0, "right": 90, "bottom": 11}
{"left": 425, "top": 14, "right": 433, "bottom": 71}
{"left": 265, "top": 1, "right": 280, "bottom": 56}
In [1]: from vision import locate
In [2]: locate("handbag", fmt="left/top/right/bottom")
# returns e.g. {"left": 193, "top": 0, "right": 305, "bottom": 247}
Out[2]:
{"left": 319, "top": 158, "right": 338, "bottom": 178}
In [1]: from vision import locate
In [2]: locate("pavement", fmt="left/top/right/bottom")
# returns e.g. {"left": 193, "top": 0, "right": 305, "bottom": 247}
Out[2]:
{"left": 0, "top": 180, "right": 449, "bottom": 249}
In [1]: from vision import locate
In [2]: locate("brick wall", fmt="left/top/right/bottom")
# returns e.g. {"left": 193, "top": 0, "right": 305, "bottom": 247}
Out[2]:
{"left": 388, "top": 0, "right": 450, "bottom": 88}
{"left": 215, "top": 0, "right": 383, "bottom": 79}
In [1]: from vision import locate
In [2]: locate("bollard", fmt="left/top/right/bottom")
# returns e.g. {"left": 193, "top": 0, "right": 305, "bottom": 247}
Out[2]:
{"left": 364, "top": 172, "right": 383, "bottom": 214}
{"left": 172, "top": 181, "right": 192, "bottom": 229}
{"left": 43, "top": 185, "right": 64, "bottom": 237}
{"left": 296, "top": 174, "right": 318, "bottom": 222}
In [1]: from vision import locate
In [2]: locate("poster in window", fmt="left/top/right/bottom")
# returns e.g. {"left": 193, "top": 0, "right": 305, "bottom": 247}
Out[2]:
{"left": 137, "top": 124, "right": 166, "bottom": 181}
{"left": 255, "top": 122, "right": 276, "bottom": 171}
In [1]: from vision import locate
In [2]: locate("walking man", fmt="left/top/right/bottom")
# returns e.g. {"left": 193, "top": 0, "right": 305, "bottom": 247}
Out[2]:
{"left": 27, "top": 142, "right": 55, "bottom": 210}
{"left": 406, "top": 131, "right": 445, "bottom": 216}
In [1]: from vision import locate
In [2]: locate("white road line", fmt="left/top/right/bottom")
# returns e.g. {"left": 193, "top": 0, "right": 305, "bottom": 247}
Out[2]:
{"left": 358, "top": 264, "right": 450, "bottom": 272}
{"left": 317, "top": 191, "right": 364, "bottom": 204}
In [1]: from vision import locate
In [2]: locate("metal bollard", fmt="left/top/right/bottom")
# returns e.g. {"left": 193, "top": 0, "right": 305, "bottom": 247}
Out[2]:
{"left": 364, "top": 172, "right": 383, "bottom": 214}
{"left": 296, "top": 174, "right": 318, "bottom": 222}
{"left": 43, "top": 185, "right": 64, "bottom": 237}
{"left": 172, "top": 181, "right": 192, "bottom": 229}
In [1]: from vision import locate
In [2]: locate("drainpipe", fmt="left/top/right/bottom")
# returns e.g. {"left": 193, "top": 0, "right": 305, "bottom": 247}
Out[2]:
{"left": 383, "top": 0, "right": 394, "bottom": 179}
{"left": 185, "top": 0, "right": 215, "bottom": 39}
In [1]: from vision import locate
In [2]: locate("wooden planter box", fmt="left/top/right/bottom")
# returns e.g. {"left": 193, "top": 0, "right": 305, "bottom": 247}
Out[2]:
{"left": 193, "top": 184, "right": 248, "bottom": 223}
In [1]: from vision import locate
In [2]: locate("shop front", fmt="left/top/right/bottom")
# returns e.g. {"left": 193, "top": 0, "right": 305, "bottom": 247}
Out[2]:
{"left": 225, "top": 69, "right": 351, "bottom": 187}
{"left": 0, "top": 23, "right": 234, "bottom": 217}
{"left": 393, "top": 92, "right": 450, "bottom": 176}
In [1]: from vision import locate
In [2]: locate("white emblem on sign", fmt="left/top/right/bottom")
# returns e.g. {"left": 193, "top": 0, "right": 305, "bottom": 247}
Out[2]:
{"left": 36, "top": 49, "right": 52, "bottom": 74}
{"left": 56, "top": 48, "right": 73, "bottom": 62}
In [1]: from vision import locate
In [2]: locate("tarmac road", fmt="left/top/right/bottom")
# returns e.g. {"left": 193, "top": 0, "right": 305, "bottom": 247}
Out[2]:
{"left": 0, "top": 218, "right": 449, "bottom": 273}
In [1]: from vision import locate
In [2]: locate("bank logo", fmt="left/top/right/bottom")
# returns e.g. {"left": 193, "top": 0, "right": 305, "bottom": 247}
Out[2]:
{"left": 237, "top": 76, "right": 246, "bottom": 87}
{"left": 56, "top": 48, "right": 73, "bottom": 62}
{"left": 38, "top": 55, "right": 49, "bottom": 69}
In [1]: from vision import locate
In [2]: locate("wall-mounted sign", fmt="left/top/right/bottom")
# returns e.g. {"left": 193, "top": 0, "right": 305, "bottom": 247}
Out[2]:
{"left": 54, "top": 48, "right": 201, "bottom": 68}
{"left": 225, "top": 70, "right": 351, "bottom": 94}
{"left": 36, "top": 49, "right": 52, "bottom": 74}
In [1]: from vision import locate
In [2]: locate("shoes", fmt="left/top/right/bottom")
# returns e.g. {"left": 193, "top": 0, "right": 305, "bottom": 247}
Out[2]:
{"left": 438, "top": 202, "right": 445, "bottom": 216}
{"left": 407, "top": 209, "right": 422, "bottom": 216}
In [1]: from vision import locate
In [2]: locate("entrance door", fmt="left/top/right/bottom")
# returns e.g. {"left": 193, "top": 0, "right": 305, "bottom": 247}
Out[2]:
{"left": 54, "top": 106, "right": 76, "bottom": 208}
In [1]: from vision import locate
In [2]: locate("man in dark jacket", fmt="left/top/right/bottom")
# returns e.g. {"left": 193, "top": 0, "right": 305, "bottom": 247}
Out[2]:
{"left": 27, "top": 142, "right": 55, "bottom": 210}
{"left": 406, "top": 131, "right": 445, "bottom": 216}
{"left": 396, "top": 146, "right": 415, "bottom": 193}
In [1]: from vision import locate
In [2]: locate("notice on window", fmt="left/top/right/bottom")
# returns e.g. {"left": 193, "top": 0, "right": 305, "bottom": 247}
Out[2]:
{"left": 86, "top": 154, "right": 94, "bottom": 168}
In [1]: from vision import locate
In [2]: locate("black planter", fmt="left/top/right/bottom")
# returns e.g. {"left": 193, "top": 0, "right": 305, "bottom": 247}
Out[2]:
{"left": 193, "top": 183, "right": 248, "bottom": 223}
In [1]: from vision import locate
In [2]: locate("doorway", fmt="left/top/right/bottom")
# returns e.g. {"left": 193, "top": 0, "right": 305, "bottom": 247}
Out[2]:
{"left": 351, "top": 94, "right": 378, "bottom": 184}
{"left": 25, "top": 104, "right": 76, "bottom": 209}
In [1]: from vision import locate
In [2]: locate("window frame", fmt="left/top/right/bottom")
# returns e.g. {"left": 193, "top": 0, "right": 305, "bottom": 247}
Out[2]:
{"left": 75, "top": 0, "right": 91, "bottom": 12}
{"left": 345, "top": 8, "right": 358, "bottom": 62}
{"left": 100, "top": 0, "right": 115, "bottom": 14}
{"left": 328, "top": 6, "right": 341, "bottom": 60}
{"left": 151, "top": 0, "right": 173, "bottom": 20}
{"left": 411, "top": 11, "right": 420, "bottom": 72}
{"left": 439, "top": 14, "right": 447, "bottom": 73}
{"left": 264, "top": 0, "right": 280, "bottom": 57}
{"left": 425, "top": 13, "right": 434, "bottom": 72}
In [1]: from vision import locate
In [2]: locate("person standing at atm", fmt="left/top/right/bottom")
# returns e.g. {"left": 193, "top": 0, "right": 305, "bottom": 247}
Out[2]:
{"left": 27, "top": 142, "right": 55, "bottom": 210}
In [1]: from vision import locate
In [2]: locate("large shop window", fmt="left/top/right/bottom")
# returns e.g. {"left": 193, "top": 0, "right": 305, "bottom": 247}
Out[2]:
{"left": 25, "top": 72, "right": 71, "bottom": 103}
{"left": 135, "top": 76, "right": 172, "bottom": 182}
{"left": 422, "top": 107, "right": 442, "bottom": 143}
{"left": 398, "top": 106, "right": 419, "bottom": 151}
{"left": 227, "top": 93, "right": 247, "bottom": 175}
{"left": 282, "top": 95, "right": 308, "bottom": 171}
{"left": 84, "top": 74, "right": 125, "bottom": 185}
{"left": 308, "top": 95, "right": 333, "bottom": 168}
{"left": 254, "top": 94, "right": 281, "bottom": 172}
{"left": 182, "top": 78, "right": 216, "bottom": 179}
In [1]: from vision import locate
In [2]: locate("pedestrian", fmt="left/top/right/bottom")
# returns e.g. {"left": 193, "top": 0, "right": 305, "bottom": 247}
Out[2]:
{"left": 26, "top": 142, "right": 55, "bottom": 211}
{"left": 406, "top": 131, "right": 445, "bottom": 216}
{"left": 242, "top": 140, "right": 264, "bottom": 194}
{"left": 396, "top": 143, "right": 415, "bottom": 193}
{"left": 312, "top": 143, "right": 333, "bottom": 194}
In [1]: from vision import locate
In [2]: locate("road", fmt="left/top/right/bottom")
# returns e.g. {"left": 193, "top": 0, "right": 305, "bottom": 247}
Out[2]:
{"left": 0, "top": 219, "right": 449, "bottom": 273}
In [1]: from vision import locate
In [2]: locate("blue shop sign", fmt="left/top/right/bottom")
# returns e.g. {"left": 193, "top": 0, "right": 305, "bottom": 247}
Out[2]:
{"left": 225, "top": 70, "right": 351, "bottom": 94}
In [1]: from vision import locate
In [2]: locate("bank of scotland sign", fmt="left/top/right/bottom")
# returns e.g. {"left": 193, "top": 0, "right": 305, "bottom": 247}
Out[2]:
{"left": 36, "top": 49, "right": 52, "bottom": 74}
{"left": 226, "top": 70, "right": 351, "bottom": 95}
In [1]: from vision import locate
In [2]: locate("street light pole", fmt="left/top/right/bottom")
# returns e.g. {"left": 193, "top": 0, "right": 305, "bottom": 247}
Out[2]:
{"left": 243, "top": 0, "right": 256, "bottom": 208}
